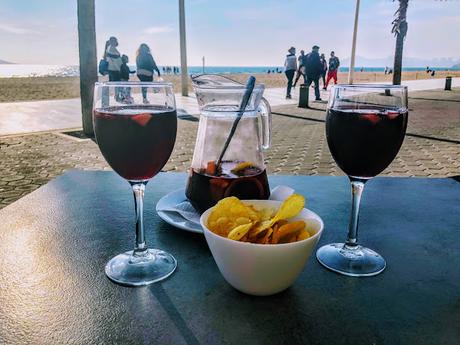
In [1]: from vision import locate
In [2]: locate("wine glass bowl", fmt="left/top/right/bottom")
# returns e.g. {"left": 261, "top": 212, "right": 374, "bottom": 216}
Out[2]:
{"left": 93, "top": 82, "right": 178, "bottom": 286}
{"left": 316, "top": 84, "right": 408, "bottom": 277}
{"left": 94, "top": 105, "right": 177, "bottom": 181}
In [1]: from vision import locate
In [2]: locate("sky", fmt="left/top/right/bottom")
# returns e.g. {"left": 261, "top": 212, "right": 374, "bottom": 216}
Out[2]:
{"left": 0, "top": 0, "right": 459, "bottom": 66}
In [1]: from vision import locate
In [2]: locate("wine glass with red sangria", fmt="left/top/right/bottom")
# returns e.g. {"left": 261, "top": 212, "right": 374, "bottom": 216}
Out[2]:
{"left": 93, "top": 82, "right": 177, "bottom": 286}
{"left": 316, "top": 84, "right": 408, "bottom": 277}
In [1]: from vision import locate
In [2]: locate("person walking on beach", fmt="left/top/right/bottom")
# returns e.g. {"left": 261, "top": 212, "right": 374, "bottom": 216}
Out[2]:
{"left": 293, "top": 50, "right": 307, "bottom": 87}
{"left": 320, "top": 53, "right": 328, "bottom": 90}
{"left": 119, "top": 54, "right": 135, "bottom": 103}
{"left": 325, "top": 51, "right": 340, "bottom": 89}
{"left": 284, "top": 47, "right": 297, "bottom": 99}
{"left": 304, "top": 45, "right": 323, "bottom": 101}
{"left": 136, "top": 43, "right": 161, "bottom": 104}
{"left": 120, "top": 55, "right": 134, "bottom": 82}
{"left": 105, "top": 37, "right": 122, "bottom": 82}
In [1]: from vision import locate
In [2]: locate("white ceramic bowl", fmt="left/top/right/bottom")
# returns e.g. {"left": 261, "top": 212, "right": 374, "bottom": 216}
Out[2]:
{"left": 200, "top": 200, "right": 324, "bottom": 296}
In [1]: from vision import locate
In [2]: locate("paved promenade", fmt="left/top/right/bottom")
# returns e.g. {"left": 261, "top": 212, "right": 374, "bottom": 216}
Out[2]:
{"left": 0, "top": 88, "right": 298, "bottom": 136}
{"left": 0, "top": 87, "right": 458, "bottom": 209}
{"left": 1, "top": 77, "right": 459, "bottom": 136}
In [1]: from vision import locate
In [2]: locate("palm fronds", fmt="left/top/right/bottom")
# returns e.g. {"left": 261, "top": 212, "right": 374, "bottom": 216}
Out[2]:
{"left": 392, "top": 0, "right": 409, "bottom": 38}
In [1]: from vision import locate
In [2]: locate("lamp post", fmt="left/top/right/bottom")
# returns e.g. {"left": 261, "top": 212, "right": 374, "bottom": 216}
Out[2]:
{"left": 179, "top": 0, "right": 188, "bottom": 96}
{"left": 348, "top": 0, "right": 360, "bottom": 84}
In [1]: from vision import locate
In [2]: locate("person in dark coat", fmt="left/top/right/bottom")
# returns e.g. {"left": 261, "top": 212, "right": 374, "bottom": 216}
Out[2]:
{"left": 320, "top": 53, "right": 328, "bottom": 90}
{"left": 136, "top": 43, "right": 161, "bottom": 103}
{"left": 304, "top": 45, "right": 323, "bottom": 101}
{"left": 293, "top": 50, "right": 307, "bottom": 87}
{"left": 119, "top": 55, "right": 135, "bottom": 103}
{"left": 120, "top": 55, "right": 134, "bottom": 81}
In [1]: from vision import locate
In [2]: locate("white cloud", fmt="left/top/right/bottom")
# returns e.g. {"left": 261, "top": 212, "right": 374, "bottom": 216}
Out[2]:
{"left": 142, "top": 26, "right": 173, "bottom": 35}
{"left": 0, "top": 23, "right": 40, "bottom": 35}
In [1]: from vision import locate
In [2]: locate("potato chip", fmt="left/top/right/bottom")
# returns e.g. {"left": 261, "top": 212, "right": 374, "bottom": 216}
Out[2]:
{"left": 206, "top": 194, "right": 312, "bottom": 245}
{"left": 254, "top": 227, "right": 272, "bottom": 244}
{"left": 270, "top": 194, "right": 305, "bottom": 226}
{"left": 228, "top": 223, "right": 253, "bottom": 241}
{"left": 213, "top": 217, "right": 235, "bottom": 237}
{"left": 207, "top": 197, "right": 259, "bottom": 236}
{"left": 248, "top": 220, "right": 271, "bottom": 239}
{"left": 261, "top": 227, "right": 274, "bottom": 244}
{"left": 275, "top": 219, "right": 288, "bottom": 228}
{"left": 235, "top": 217, "right": 251, "bottom": 225}
{"left": 256, "top": 207, "right": 275, "bottom": 221}
{"left": 271, "top": 221, "right": 305, "bottom": 244}
{"left": 296, "top": 228, "right": 311, "bottom": 241}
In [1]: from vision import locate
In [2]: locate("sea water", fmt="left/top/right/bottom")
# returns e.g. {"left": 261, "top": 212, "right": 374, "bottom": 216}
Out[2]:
{"left": 0, "top": 64, "right": 458, "bottom": 78}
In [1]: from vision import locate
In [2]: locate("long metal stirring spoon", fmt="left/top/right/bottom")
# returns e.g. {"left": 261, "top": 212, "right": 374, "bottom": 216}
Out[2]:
{"left": 215, "top": 76, "right": 256, "bottom": 171}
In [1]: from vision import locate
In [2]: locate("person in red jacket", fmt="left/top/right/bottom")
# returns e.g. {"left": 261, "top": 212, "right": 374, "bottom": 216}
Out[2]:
{"left": 325, "top": 51, "right": 340, "bottom": 89}
{"left": 320, "top": 53, "right": 328, "bottom": 90}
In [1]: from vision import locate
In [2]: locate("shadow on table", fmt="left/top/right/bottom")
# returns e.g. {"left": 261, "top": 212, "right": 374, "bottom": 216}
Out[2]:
{"left": 449, "top": 175, "right": 460, "bottom": 183}
{"left": 147, "top": 284, "right": 200, "bottom": 345}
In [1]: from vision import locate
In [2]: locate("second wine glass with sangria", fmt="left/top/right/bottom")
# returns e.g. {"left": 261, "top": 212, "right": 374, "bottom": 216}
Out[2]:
{"left": 316, "top": 84, "right": 408, "bottom": 277}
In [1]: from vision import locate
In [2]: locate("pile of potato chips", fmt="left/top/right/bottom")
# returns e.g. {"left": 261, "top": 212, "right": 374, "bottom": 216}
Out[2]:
{"left": 206, "top": 194, "right": 311, "bottom": 244}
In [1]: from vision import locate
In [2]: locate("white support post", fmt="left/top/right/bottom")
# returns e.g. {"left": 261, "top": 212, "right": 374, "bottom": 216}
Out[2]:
{"left": 348, "top": 0, "right": 360, "bottom": 84}
{"left": 179, "top": 0, "right": 189, "bottom": 96}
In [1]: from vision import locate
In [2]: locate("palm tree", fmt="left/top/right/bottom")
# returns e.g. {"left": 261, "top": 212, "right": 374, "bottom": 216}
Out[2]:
{"left": 392, "top": 0, "right": 409, "bottom": 85}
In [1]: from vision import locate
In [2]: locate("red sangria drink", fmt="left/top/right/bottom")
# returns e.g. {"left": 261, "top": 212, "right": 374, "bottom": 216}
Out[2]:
{"left": 188, "top": 75, "right": 272, "bottom": 214}
{"left": 326, "top": 107, "right": 408, "bottom": 178}
{"left": 94, "top": 105, "right": 177, "bottom": 181}
{"left": 93, "top": 82, "right": 178, "bottom": 287}
{"left": 316, "top": 84, "right": 409, "bottom": 278}
{"left": 186, "top": 161, "right": 270, "bottom": 213}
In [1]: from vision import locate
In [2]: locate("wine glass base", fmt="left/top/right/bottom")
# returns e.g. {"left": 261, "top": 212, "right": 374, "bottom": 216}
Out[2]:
{"left": 105, "top": 249, "right": 177, "bottom": 287}
{"left": 316, "top": 243, "right": 386, "bottom": 277}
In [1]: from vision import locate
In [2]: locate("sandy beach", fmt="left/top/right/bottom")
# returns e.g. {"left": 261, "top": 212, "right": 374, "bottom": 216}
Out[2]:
{"left": 0, "top": 70, "right": 459, "bottom": 103}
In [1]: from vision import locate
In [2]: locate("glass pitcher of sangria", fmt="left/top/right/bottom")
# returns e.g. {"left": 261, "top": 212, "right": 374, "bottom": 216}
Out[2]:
{"left": 185, "top": 75, "right": 272, "bottom": 213}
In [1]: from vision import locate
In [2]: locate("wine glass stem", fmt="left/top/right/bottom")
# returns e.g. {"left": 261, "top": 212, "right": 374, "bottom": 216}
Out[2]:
{"left": 131, "top": 182, "right": 148, "bottom": 256}
{"left": 346, "top": 178, "right": 367, "bottom": 247}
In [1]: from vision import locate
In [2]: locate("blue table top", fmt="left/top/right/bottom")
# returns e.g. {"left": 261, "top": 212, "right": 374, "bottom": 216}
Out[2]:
{"left": 0, "top": 171, "right": 458, "bottom": 345}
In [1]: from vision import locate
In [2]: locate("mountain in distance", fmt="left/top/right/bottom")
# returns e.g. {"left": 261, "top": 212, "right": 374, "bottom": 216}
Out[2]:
{"left": 0, "top": 59, "right": 14, "bottom": 64}
{"left": 341, "top": 55, "right": 460, "bottom": 68}
{"left": 452, "top": 63, "right": 460, "bottom": 69}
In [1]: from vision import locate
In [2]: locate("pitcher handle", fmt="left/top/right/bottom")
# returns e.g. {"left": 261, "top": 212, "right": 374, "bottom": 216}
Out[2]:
{"left": 258, "top": 97, "right": 272, "bottom": 150}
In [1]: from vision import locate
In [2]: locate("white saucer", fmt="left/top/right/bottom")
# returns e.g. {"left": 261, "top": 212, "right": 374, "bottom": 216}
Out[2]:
{"left": 156, "top": 185, "right": 295, "bottom": 234}
{"left": 156, "top": 188, "right": 203, "bottom": 234}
